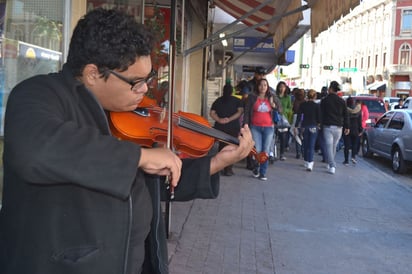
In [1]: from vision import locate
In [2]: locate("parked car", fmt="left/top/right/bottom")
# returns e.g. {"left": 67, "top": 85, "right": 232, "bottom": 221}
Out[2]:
{"left": 362, "top": 109, "right": 412, "bottom": 173}
{"left": 383, "top": 96, "right": 400, "bottom": 110}
{"left": 351, "top": 96, "right": 386, "bottom": 127}
{"left": 403, "top": 96, "right": 412, "bottom": 109}
{"left": 383, "top": 96, "right": 400, "bottom": 104}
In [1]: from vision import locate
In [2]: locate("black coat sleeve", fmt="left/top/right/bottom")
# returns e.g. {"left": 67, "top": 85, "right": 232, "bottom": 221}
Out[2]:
{"left": 160, "top": 156, "right": 219, "bottom": 202}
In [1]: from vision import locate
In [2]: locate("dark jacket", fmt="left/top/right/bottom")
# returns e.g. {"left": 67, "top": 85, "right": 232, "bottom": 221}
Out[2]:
{"left": 347, "top": 105, "right": 363, "bottom": 136}
{"left": 296, "top": 101, "right": 321, "bottom": 128}
{"left": 247, "top": 77, "right": 259, "bottom": 93}
{"left": 0, "top": 64, "right": 219, "bottom": 274}
{"left": 320, "top": 93, "right": 349, "bottom": 129}
{"left": 211, "top": 95, "right": 242, "bottom": 137}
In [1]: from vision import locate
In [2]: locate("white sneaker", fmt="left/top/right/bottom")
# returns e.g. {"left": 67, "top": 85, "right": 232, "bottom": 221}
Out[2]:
{"left": 252, "top": 168, "right": 260, "bottom": 178}
{"left": 326, "top": 164, "right": 330, "bottom": 169}
{"left": 328, "top": 167, "right": 336, "bottom": 174}
{"left": 307, "top": 162, "right": 314, "bottom": 171}
{"left": 304, "top": 161, "right": 308, "bottom": 168}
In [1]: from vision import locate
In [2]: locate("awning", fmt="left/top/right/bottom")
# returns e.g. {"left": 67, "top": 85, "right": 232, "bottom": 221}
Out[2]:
{"left": 367, "top": 81, "right": 387, "bottom": 91}
{"left": 212, "top": 0, "right": 361, "bottom": 51}
{"left": 308, "top": 0, "right": 360, "bottom": 41}
{"left": 211, "top": 0, "right": 277, "bottom": 33}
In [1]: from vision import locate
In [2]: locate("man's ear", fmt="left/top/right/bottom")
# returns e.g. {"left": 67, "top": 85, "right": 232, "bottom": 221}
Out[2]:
{"left": 83, "top": 64, "right": 100, "bottom": 86}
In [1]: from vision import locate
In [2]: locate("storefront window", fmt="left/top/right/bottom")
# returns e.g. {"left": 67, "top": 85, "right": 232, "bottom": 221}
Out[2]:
{"left": 0, "top": 1, "right": 177, "bottom": 136}
{"left": 87, "top": 0, "right": 171, "bottom": 106}
{"left": 0, "top": 0, "right": 65, "bottom": 135}
{"left": 86, "top": 0, "right": 144, "bottom": 22}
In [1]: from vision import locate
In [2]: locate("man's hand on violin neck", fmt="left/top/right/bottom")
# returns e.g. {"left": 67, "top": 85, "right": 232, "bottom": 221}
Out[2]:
{"left": 139, "top": 148, "right": 182, "bottom": 187}
{"left": 239, "top": 124, "right": 254, "bottom": 150}
{"left": 210, "top": 124, "right": 255, "bottom": 175}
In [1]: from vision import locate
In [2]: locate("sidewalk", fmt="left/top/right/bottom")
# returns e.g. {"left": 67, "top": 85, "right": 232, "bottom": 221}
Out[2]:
{"left": 166, "top": 146, "right": 412, "bottom": 274}
{"left": 166, "top": 147, "right": 332, "bottom": 272}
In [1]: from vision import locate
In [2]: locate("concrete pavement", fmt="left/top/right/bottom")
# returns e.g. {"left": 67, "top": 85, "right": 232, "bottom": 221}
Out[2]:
{"left": 166, "top": 147, "right": 412, "bottom": 274}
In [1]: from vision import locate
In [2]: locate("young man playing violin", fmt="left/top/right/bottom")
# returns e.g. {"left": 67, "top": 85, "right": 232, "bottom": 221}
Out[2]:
{"left": 0, "top": 8, "right": 254, "bottom": 274}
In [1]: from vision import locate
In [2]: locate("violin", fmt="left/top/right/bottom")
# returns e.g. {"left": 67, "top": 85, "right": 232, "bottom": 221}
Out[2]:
{"left": 108, "top": 96, "right": 267, "bottom": 163}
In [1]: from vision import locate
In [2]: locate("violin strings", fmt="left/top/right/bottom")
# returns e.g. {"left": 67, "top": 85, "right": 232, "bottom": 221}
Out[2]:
{"left": 147, "top": 107, "right": 239, "bottom": 145}
{"left": 179, "top": 116, "right": 239, "bottom": 145}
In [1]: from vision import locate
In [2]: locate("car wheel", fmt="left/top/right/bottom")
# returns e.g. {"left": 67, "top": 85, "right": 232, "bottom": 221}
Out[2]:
{"left": 362, "top": 136, "right": 372, "bottom": 158}
{"left": 392, "top": 146, "right": 407, "bottom": 174}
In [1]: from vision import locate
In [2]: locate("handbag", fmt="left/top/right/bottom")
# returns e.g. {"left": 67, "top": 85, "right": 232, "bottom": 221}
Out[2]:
{"left": 277, "top": 113, "right": 291, "bottom": 128}
{"left": 272, "top": 110, "right": 280, "bottom": 123}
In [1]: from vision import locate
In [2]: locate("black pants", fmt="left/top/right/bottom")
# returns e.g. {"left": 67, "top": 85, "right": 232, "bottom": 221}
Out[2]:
{"left": 343, "top": 134, "right": 359, "bottom": 161}
{"left": 277, "top": 129, "right": 289, "bottom": 156}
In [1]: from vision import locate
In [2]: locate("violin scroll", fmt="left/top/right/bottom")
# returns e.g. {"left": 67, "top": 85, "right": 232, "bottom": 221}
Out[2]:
{"left": 251, "top": 151, "right": 268, "bottom": 164}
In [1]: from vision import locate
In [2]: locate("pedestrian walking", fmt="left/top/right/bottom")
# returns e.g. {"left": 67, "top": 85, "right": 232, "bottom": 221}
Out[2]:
{"left": 295, "top": 89, "right": 321, "bottom": 171}
{"left": 343, "top": 96, "right": 363, "bottom": 165}
{"left": 275, "top": 81, "right": 292, "bottom": 160}
{"left": 292, "top": 88, "right": 305, "bottom": 159}
{"left": 210, "top": 84, "right": 244, "bottom": 176}
{"left": 243, "top": 78, "right": 279, "bottom": 181}
{"left": 320, "top": 81, "right": 349, "bottom": 174}
{"left": 248, "top": 67, "right": 266, "bottom": 93}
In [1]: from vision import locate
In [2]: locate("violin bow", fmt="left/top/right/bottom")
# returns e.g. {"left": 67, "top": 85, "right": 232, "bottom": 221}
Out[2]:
{"left": 164, "top": 0, "right": 178, "bottom": 238}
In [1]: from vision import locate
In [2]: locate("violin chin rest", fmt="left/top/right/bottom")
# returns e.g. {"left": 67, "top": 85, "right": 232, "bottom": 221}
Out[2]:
{"left": 133, "top": 108, "right": 150, "bottom": 117}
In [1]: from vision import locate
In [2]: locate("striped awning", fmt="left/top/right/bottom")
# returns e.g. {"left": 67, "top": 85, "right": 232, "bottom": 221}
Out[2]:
{"left": 211, "top": 0, "right": 277, "bottom": 33}
{"left": 308, "top": 0, "right": 360, "bottom": 41}
{"left": 212, "top": 0, "right": 361, "bottom": 51}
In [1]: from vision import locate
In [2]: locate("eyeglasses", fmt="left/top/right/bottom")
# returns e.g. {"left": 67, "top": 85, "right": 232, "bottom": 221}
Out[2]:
{"left": 109, "top": 68, "right": 157, "bottom": 90}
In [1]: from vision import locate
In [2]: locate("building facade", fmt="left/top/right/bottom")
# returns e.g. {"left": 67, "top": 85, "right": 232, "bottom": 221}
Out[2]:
{"left": 289, "top": 0, "right": 412, "bottom": 98}
{"left": 390, "top": 0, "right": 412, "bottom": 98}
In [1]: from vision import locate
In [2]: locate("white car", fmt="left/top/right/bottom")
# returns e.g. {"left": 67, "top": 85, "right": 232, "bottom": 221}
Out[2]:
{"left": 383, "top": 96, "right": 400, "bottom": 104}
{"left": 383, "top": 96, "right": 400, "bottom": 110}
{"left": 403, "top": 97, "right": 412, "bottom": 109}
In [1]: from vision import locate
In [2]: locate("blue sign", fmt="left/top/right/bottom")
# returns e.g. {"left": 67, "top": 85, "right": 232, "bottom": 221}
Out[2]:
{"left": 233, "top": 37, "right": 274, "bottom": 53}
{"left": 285, "top": 50, "right": 295, "bottom": 64}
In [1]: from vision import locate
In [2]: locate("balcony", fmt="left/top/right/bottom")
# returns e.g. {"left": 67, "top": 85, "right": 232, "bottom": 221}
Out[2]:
{"left": 388, "top": 64, "right": 412, "bottom": 75}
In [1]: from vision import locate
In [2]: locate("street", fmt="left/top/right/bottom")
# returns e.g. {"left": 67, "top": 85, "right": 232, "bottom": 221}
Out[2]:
{"left": 167, "top": 147, "right": 412, "bottom": 274}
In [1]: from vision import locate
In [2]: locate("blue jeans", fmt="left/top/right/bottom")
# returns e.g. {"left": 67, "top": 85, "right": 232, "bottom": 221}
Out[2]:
{"left": 303, "top": 126, "right": 318, "bottom": 162}
{"left": 323, "top": 126, "right": 343, "bottom": 168}
{"left": 251, "top": 125, "right": 274, "bottom": 176}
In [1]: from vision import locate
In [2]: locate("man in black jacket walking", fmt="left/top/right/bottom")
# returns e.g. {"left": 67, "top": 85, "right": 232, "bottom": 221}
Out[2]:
{"left": 320, "top": 81, "right": 349, "bottom": 174}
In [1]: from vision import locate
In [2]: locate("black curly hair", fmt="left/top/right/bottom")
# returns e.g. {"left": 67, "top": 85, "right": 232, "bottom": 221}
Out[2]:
{"left": 67, "top": 8, "right": 155, "bottom": 77}
{"left": 329, "top": 81, "right": 341, "bottom": 92}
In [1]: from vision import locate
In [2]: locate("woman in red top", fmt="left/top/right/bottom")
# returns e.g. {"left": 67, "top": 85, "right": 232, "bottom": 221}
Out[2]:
{"left": 243, "top": 79, "right": 279, "bottom": 180}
